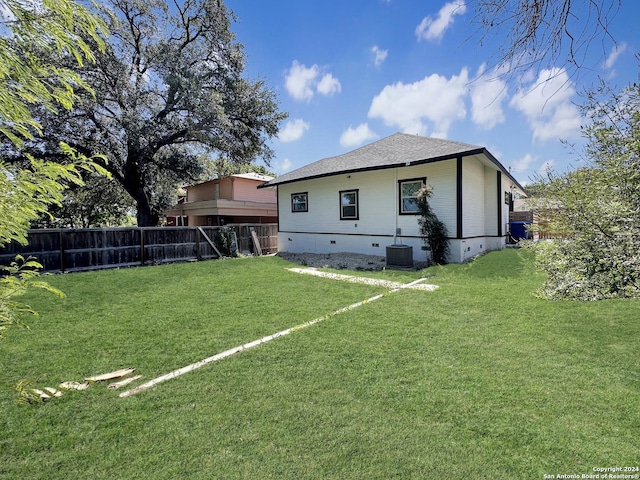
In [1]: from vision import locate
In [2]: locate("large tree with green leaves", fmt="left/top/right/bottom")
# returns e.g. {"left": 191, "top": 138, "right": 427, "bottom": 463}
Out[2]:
{"left": 16, "top": 0, "right": 286, "bottom": 226}
{"left": 527, "top": 78, "right": 640, "bottom": 300}
{"left": 1, "top": 0, "right": 107, "bottom": 337}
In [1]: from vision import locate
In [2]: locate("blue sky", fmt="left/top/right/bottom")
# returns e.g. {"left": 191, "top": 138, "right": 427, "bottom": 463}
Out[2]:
{"left": 225, "top": 0, "right": 638, "bottom": 186}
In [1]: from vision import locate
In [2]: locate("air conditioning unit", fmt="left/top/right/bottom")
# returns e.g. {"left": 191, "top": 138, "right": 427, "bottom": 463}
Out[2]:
{"left": 386, "top": 244, "right": 413, "bottom": 269}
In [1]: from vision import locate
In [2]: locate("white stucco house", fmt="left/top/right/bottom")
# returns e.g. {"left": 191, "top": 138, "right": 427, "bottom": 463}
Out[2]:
{"left": 259, "top": 133, "right": 526, "bottom": 264}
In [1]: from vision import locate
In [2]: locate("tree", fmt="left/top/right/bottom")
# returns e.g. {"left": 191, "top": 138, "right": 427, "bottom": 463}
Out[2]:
{"left": 1, "top": 153, "right": 107, "bottom": 337}
{"left": 527, "top": 78, "right": 640, "bottom": 300}
{"left": 198, "top": 156, "right": 276, "bottom": 181}
{"left": 18, "top": 0, "right": 286, "bottom": 226}
{"left": 470, "top": 0, "right": 622, "bottom": 77}
{"left": 0, "top": 0, "right": 107, "bottom": 337}
{"left": 416, "top": 184, "right": 450, "bottom": 265}
{"left": 33, "top": 174, "right": 136, "bottom": 228}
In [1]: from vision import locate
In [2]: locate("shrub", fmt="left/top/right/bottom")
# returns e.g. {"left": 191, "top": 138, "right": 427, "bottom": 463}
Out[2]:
{"left": 416, "top": 184, "right": 450, "bottom": 265}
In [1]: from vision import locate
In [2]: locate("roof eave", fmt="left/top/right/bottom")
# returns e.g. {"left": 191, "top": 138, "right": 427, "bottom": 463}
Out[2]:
{"left": 259, "top": 147, "right": 526, "bottom": 194}
{"left": 480, "top": 148, "right": 526, "bottom": 194}
{"left": 258, "top": 149, "right": 481, "bottom": 189}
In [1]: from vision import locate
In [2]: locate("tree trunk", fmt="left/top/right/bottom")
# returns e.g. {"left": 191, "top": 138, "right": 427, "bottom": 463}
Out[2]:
{"left": 120, "top": 175, "right": 159, "bottom": 226}
{"left": 135, "top": 196, "right": 160, "bottom": 227}
{"left": 120, "top": 154, "right": 161, "bottom": 227}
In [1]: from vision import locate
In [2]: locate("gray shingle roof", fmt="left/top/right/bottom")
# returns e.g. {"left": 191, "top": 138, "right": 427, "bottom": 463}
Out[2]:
{"left": 260, "top": 133, "right": 488, "bottom": 188}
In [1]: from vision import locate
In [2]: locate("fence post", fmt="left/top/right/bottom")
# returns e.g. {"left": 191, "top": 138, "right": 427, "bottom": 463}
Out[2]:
{"left": 195, "top": 227, "right": 201, "bottom": 260}
{"left": 140, "top": 228, "right": 145, "bottom": 266}
{"left": 59, "top": 229, "right": 65, "bottom": 272}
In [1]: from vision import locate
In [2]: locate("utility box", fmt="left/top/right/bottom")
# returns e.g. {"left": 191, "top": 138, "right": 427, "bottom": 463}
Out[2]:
{"left": 509, "top": 221, "right": 531, "bottom": 242}
{"left": 386, "top": 244, "right": 413, "bottom": 269}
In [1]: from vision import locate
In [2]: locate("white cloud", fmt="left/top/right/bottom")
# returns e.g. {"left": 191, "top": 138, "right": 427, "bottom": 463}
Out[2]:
{"left": 371, "top": 45, "right": 388, "bottom": 68}
{"left": 604, "top": 42, "right": 627, "bottom": 69}
{"left": 284, "top": 61, "right": 341, "bottom": 101}
{"left": 340, "top": 124, "right": 379, "bottom": 147}
{"left": 511, "top": 153, "right": 536, "bottom": 173}
{"left": 284, "top": 61, "right": 319, "bottom": 102}
{"left": 368, "top": 68, "right": 469, "bottom": 137}
{"left": 509, "top": 68, "right": 581, "bottom": 142}
{"left": 279, "top": 118, "right": 310, "bottom": 143}
{"left": 538, "top": 159, "right": 555, "bottom": 174}
{"left": 276, "top": 158, "right": 293, "bottom": 174}
{"left": 470, "top": 64, "right": 508, "bottom": 130}
{"left": 317, "top": 73, "right": 341, "bottom": 96}
{"left": 415, "top": 1, "right": 467, "bottom": 42}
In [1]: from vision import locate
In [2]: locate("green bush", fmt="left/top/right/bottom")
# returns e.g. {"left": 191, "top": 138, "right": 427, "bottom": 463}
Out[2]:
{"left": 527, "top": 81, "right": 640, "bottom": 300}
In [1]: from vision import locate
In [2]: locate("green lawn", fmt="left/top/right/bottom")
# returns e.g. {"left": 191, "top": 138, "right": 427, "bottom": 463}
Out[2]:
{"left": 1, "top": 250, "right": 638, "bottom": 479}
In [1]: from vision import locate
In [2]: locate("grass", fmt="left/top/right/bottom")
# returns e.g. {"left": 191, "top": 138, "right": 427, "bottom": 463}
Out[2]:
{"left": 0, "top": 250, "right": 638, "bottom": 479}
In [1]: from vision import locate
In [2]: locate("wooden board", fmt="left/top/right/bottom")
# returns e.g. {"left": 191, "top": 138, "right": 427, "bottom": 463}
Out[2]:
{"left": 250, "top": 229, "right": 262, "bottom": 256}
{"left": 197, "top": 227, "right": 223, "bottom": 258}
{"left": 85, "top": 368, "right": 135, "bottom": 382}
{"left": 108, "top": 375, "right": 143, "bottom": 389}
{"left": 59, "top": 381, "right": 89, "bottom": 390}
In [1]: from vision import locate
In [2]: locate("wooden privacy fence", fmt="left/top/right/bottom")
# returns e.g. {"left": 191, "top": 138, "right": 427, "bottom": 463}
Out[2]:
{"left": 508, "top": 211, "right": 563, "bottom": 240}
{"left": 0, "top": 224, "right": 278, "bottom": 273}
{"left": 232, "top": 224, "right": 278, "bottom": 257}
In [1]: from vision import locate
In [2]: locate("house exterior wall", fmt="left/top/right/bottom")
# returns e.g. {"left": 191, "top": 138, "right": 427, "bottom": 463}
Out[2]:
{"left": 277, "top": 159, "right": 496, "bottom": 262}
{"left": 186, "top": 177, "right": 275, "bottom": 203}
{"left": 232, "top": 178, "right": 274, "bottom": 202}
{"left": 462, "top": 156, "right": 486, "bottom": 237}
{"left": 187, "top": 181, "right": 218, "bottom": 202}
{"left": 484, "top": 166, "right": 499, "bottom": 237}
{"left": 166, "top": 176, "right": 277, "bottom": 226}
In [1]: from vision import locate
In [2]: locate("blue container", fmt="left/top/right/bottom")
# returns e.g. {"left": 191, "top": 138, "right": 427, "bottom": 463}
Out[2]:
{"left": 509, "top": 221, "right": 531, "bottom": 241}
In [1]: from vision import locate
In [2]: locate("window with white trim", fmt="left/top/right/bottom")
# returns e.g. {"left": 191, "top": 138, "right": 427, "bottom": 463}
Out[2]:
{"left": 399, "top": 178, "right": 425, "bottom": 214}
{"left": 339, "top": 189, "right": 359, "bottom": 220}
{"left": 291, "top": 192, "right": 308, "bottom": 212}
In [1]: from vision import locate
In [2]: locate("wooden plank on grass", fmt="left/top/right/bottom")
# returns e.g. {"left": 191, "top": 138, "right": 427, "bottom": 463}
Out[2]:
{"left": 108, "top": 375, "right": 143, "bottom": 389}
{"left": 59, "top": 381, "right": 89, "bottom": 390}
{"left": 85, "top": 368, "right": 135, "bottom": 382}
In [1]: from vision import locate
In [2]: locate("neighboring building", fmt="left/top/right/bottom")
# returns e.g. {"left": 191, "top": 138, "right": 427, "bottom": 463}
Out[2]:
{"left": 164, "top": 173, "right": 277, "bottom": 226}
{"left": 259, "top": 133, "right": 526, "bottom": 263}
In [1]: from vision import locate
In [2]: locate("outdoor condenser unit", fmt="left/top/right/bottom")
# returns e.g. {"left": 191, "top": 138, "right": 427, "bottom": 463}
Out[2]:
{"left": 386, "top": 244, "right": 413, "bottom": 269}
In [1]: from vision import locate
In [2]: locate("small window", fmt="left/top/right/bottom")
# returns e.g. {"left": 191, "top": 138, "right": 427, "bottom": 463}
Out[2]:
{"left": 399, "top": 178, "right": 425, "bottom": 214}
{"left": 339, "top": 189, "right": 359, "bottom": 220}
{"left": 291, "top": 192, "right": 308, "bottom": 212}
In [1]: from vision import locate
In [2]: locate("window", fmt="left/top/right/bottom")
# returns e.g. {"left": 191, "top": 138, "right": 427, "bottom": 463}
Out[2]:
{"left": 399, "top": 178, "right": 425, "bottom": 214}
{"left": 339, "top": 189, "right": 359, "bottom": 220}
{"left": 291, "top": 192, "right": 308, "bottom": 212}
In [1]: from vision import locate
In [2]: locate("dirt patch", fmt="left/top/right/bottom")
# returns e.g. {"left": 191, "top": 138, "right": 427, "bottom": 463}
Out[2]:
{"left": 277, "top": 252, "right": 386, "bottom": 270}
{"left": 277, "top": 251, "right": 428, "bottom": 271}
